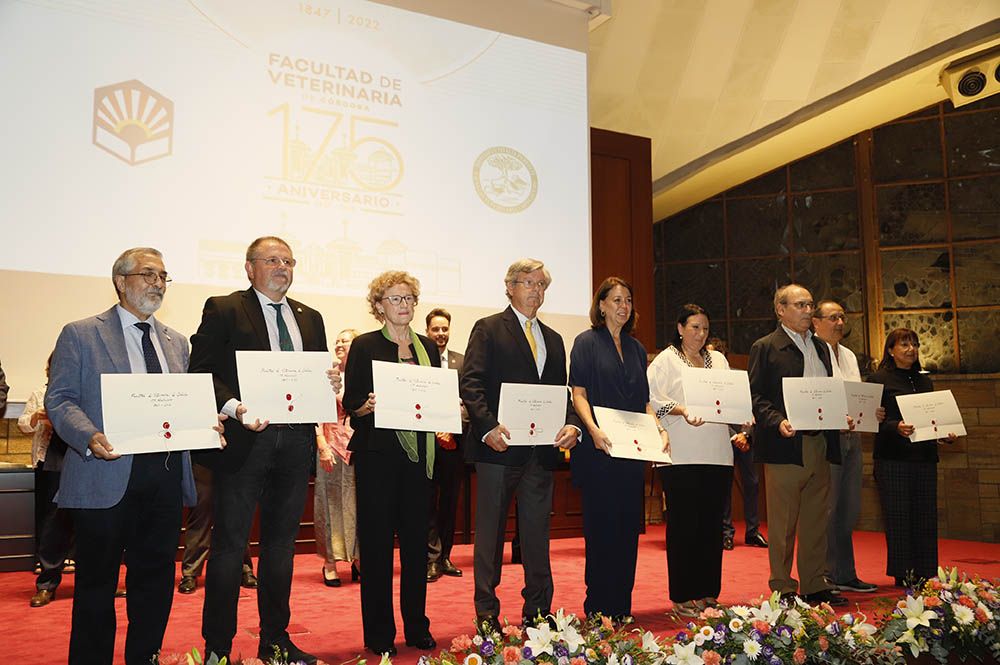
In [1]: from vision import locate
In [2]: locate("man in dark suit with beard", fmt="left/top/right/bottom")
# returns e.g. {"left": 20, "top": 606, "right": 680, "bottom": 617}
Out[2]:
{"left": 460, "top": 258, "right": 581, "bottom": 632}
{"left": 190, "top": 236, "right": 340, "bottom": 664}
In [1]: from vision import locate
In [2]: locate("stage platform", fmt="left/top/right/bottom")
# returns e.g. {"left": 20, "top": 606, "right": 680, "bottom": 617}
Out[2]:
{"left": 3, "top": 524, "right": 998, "bottom": 663}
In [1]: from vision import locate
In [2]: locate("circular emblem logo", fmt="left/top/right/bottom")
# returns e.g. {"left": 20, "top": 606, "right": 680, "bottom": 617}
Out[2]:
{"left": 473, "top": 147, "right": 538, "bottom": 213}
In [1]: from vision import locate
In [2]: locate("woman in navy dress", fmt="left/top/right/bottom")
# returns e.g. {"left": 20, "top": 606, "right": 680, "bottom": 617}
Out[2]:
{"left": 569, "top": 276, "right": 668, "bottom": 622}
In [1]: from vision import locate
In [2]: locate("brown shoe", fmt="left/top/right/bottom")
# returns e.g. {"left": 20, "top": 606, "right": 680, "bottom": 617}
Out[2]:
{"left": 30, "top": 588, "right": 55, "bottom": 607}
{"left": 242, "top": 570, "right": 259, "bottom": 589}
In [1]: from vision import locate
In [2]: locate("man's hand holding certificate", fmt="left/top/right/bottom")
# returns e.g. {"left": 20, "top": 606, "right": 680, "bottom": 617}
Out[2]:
{"left": 101, "top": 373, "right": 221, "bottom": 454}
{"left": 897, "top": 390, "right": 966, "bottom": 442}
{"left": 843, "top": 381, "right": 883, "bottom": 433}
{"left": 681, "top": 366, "right": 753, "bottom": 424}
{"left": 372, "top": 360, "right": 461, "bottom": 434}
{"left": 237, "top": 351, "right": 338, "bottom": 424}
{"left": 497, "top": 383, "right": 568, "bottom": 445}
{"left": 782, "top": 377, "right": 850, "bottom": 431}
{"left": 593, "top": 406, "right": 672, "bottom": 464}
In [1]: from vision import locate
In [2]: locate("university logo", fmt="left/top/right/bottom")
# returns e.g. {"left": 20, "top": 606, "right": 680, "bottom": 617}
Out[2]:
{"left": 93, "top": 80, "right": 174, "bottom": 165}
{"left": 473, "top": 146, "right": 537, "bottom": 213}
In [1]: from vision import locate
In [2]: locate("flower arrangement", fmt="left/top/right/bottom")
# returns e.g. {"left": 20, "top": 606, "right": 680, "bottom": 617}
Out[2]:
{"left": 157, "top": 648, "right": 385, "bottom": 665}
{"left": 877, "top": 566, "right": 1000, "bottom": 664}
{"left": 424, "top": 610, "right": 670, "bottom": 665}
{"left": 661, "top": 591, "right": 886, "bottom": 665}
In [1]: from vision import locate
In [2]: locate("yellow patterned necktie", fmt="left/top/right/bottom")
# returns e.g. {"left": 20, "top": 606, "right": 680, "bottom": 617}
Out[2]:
{"left": 525, "top": 319, "right": 538, "bottom": 361}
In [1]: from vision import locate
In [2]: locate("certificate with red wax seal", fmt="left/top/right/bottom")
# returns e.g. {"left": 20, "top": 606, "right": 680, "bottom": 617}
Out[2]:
{"left": 371, "top": 360, "right": 461, "bottom": 434}
{"left": 593, "top": 406, "right": 672, "bottom": 464}
{"left": 897, "top": 389, "right": 966, "bottom": 442}
{"left": 782, "top": 377, "right": 849, "bottom": 431}
{"left": 680, "top": 366, "right": 753, "bottom": 425}
{"left": 100, "top": 373, "right": 220, "bottom": 454}
{"left": 497, "top": 383, "right": 568, "bottom": 446}
{"left": 843, "top": 380, "right": 883, "bottom": 433}
{"left": 236, "top": 351, "right": 337, "bottom": 424}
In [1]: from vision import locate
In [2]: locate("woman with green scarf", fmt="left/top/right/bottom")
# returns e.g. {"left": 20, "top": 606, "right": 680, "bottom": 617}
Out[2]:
{"left": 343, "top": 270, "right": 440, "bottom": 658}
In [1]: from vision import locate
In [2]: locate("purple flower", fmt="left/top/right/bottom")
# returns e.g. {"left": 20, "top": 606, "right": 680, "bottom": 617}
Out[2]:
{"left": 675, "top": 631, "right": 688, "bottom": 643}
{"left": 522, "top": 646, "right": 533, "bottom": 659}
{"left": 761, "top": 645, "right": 773, "bottom": 658}
{"left": 622, "top": 655, "right": 634, "bottom": 665}
{"left": 713, "top": 631, "right": 726, "bottom": 645}
{"left": 554, "top": 645, "right": 569, "bottom": 658}
{"left": 768, "top": 657, "right": 782, "bottom": 665}
{"left": 480, "top": 640, "right": 495, "bottom": 656}
{"left": 749, "top": 629, "right": 762, "bottom": 641}
{"left": 776, "top": 625, "right": 793, "bottom": 640}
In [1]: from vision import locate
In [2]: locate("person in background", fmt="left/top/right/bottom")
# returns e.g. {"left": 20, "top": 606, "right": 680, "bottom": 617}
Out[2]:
{"left": 19, "top": 354, "right": 75, "bottom": 608}
{"left": 709, "top": 336, "right": 767, "bottom": 551}
{"left": 569, "top": 277, "right": 665, "bottom": 622}
{"left": 425, "top": 308, "right": 466, "bottom": 582}
{"left": 867, "top": 328, "right": 960, "bottom": 587}
{"left": 343, "top": 271, "right": 439, "bottom": 657}
{"left": 649, "top": 305, "right": 747, "bottom": 617}
{"left": 0, "top": 361, "right": 7, "bottom": 415}
{"left": 315, "top": 328, "right": 361, "bottom": 587}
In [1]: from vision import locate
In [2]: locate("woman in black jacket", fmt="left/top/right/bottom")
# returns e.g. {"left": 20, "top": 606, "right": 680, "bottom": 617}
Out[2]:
{"left": 866, "top": 328, "right": 959, "bottom": 587}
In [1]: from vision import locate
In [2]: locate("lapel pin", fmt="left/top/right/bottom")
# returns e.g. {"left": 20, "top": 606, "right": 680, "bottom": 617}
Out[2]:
{"left": 297, "top": 307, "right": 303, "bottom": 313}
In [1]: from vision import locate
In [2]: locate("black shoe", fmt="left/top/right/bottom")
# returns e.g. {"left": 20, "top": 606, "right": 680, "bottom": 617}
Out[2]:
{"left": 834, "top": 578, "right": 877, "bottom": 593}
{"left": 178, "top": 576, "right": 197, "bottom": 594}
{"left": 242, "top": 570, "right": 259, "bottom": 589}
{"left": 511, "top": 543, "right": 522, "bottom": 564}
{"left": 405, "top": 635, "right": 437, "bottom": 650}
{"left": 477, "top": 614, "right": 502, "bottom": 636}
{"left": 746, "top": 532, "right": 768, "bottom": 547}
{"left": 352, "top": 563, "right": 361, "bottom": 582}
{"left": 802, "top": 590, "right": 848, "bottom": 607}
{"left": 30, "top": 588, "right": 55, "bottom": 607}
{"left": 258, "top": 640, "right": 317, "bottom": 665}
{"left": 366, "top": 644, "right": 398, "bottom": 658}
{"left": 323, "top": 567, "right": 342, "bottom": 587}
{"left": 723, "top": 536, "right": 735, "bottom": 551}
{"left": 115, "top": 587, "right": 127, "bottom": 598}
{"left": 778, "top": 592, "right": 799, "bottom": 606}
{"left": 427, "top": 561, "right": 443, "bottom": 583}
{"left": 441, "top": 559, "right": 463, "bottom": 577}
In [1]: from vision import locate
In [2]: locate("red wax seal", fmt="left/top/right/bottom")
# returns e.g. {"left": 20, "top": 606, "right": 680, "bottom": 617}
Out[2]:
{"left": 415, "top": 404, "right": 422, "bottom": 410}
{"left": 288, "top": 405, "right": 294, "bottom": 412}
{"left": 818, "top": 408, "right": 823, "bottom": 413}
{"left": 286, "top": 394, "right": 292, "bottom": 401}
{"left": 530, "top": 422, "right": 536, "bottom": 429}
{"left": 715, "top": 400, "right": 721, "bottom": 406}
{"left": 931, "top": 419, "right": 936, "bottom": 425}
{"left": 164, "top": 431, "right": 172, "bottom": 439}
{"left": 529, "top": 429, "right": 535, "bottom": 435}
{"left": 162, "top": 421, "right": 170, "bottom": 429}
{"left": 859, "top": 412, "right": 864, "bottom": 418}
{"left": 416, "top": 413, "right": 422, "bottom": 420}
{"left": 633, "top": 439, "right": 638, "bottom": 445}
{"left": 717, "top": 409, "right": 722, "bottom": 415}
{"left": 819, "top": 415, "right": 824, "bottom": 421}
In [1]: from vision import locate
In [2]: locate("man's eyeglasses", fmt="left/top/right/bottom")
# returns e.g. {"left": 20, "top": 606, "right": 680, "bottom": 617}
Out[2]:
{"left": 382, "top": 294, "right": 416, "bottom": 306}
{"left": 251, "top": 257, "right": 297, "bottom": 268}
{"left": 512, "top": 279, "right": 548, "bottom": 291}
{"left": 124, "top": 271, "right": 171, "bottom": 285}
{"left": 783, "top": 300, "right": 814, "bottom": 311}
{"left": 814, "top": 314, "right": 846, "bottom": 322}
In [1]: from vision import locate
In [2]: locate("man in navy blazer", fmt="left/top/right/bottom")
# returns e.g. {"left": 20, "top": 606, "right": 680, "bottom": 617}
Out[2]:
{"left": 460, "top": 258, "right": 581, "bottom": 631}
{"left": 46, "top": 247, "right": 199, "bottom": 664}
{"left": 190, "top": 236, "right": 338, "bottom": 665}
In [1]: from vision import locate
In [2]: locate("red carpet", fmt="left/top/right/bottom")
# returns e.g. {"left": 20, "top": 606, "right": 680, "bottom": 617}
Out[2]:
{"left": 3, "top": 525, "right": 999, "bottom": 663}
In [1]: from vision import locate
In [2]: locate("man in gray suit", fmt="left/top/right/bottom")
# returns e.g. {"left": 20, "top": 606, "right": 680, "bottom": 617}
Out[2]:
{"left": 45, "top": 247, "right": 205, "bottom": 664}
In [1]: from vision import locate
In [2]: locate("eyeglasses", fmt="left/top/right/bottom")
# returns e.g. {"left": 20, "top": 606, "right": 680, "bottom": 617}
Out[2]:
{"left": 783, "top": 300, "right": 814, "bottom": 311}
{"left": 251, "top": 257, "right": 297, "bottom": 268}
{"left": 382, "top": 294, "right": 416, "bottom": 306}
{"left": 123, "top": 271, "right": 171, "bottom": 285}
{"left": 814, "top": 314, "right": 846, "bottom": 322}
{"left": 512, "top": 279, "right": 548, "bottom": 291}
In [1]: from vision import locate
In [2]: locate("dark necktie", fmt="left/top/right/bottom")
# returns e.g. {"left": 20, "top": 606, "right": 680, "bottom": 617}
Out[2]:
{"left": 269, "top": 303, "right": 294, "bottom": 351}
{"left": 134, "top": 322, "right": 163, "bottom": 373}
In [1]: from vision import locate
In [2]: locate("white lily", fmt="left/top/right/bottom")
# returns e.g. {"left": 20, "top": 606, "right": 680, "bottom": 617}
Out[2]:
{"left": 783, "top": 608, "right": 804, "bottom": 631}
{"left": 552, "top": 608, "right": 575, "bottom": 632}
{"left": 897, "top": 628, "right": 928, "bottom": 657}
{"left": 901, "top": 595, "right": 936, "bottom": 630}
{"left": 666, "top": 641, "right": 703, "bottom": 665}
{"left": 524, "top": 623, "right": 555, "bottom": 657}
{"left": 559, "top": 623, "right": 585, "bottom": 654}
{"left": 641, "top": 631, "right": 663, "bottom": 654}
{"left": 748, "top": 594, "right": 782, "bottom": 624}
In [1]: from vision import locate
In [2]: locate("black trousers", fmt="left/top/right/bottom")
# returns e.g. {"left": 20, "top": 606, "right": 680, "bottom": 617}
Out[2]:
{"left": 473, "top": 450, "right": 553, "bottom": 620}
{"left": 354, "top": 447, "right": 431, "bottom": 648}
{"left": 874, "top": 459, "right": 938, "bottom": 580}
{"left": 660, "top": 464, "right": 733, "bottom": 603}
{"left": 69, "top": 452, "right": 182, "bottom": 665}
{"left": 722, "top": 446, "right": 761, "bottom": 539}
{"left": 34, "top": 466, "right": 74, "bottom": 591}
{"left": 428, "top": 446, "right": 463, "bottom": 564}
{"left": 580, "top": 471, "right": 642, "bottom": 617}
{"left": 202, "top": 426, "right": 312, "bottom": 655}
{"left": 181, "top": 463, "right": 252, "bottom": 578}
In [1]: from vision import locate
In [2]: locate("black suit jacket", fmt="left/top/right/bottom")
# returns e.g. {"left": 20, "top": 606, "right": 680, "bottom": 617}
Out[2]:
{"left": 748, "top": 326, "right": 841, "bottom": 466}
{"left": 342, "top": 329, "right": 441, "bottom": 456}
{"left": 460, "top": 306, "right": 581, "bottom": 470}
{"left": 188, "top": 288, "right": 328, "bottom": 473}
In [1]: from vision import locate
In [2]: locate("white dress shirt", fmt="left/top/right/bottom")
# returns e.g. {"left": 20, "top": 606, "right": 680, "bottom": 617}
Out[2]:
{"left": 116, "top": 304, "right": 169, "bottom": 374}
{"left": 510, "top": 307, "right": 546, "bottom": 378}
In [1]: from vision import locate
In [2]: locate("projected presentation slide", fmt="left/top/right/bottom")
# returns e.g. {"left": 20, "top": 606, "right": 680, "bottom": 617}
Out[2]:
{"left": 1, "top": 0, "right": 591, "bottom": 314}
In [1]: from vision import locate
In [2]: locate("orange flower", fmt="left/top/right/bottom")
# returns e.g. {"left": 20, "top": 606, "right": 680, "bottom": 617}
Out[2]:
{"left": 930, "top": 580, "right": 943, "bottom": 590}
{"left": 502, "top": 624, "right": 523, "bottom": 640}
{"left": 793, "top": 648, "right": 807, "bottom": 665}
{"left": 924, "top": 596, "right": 942, "bottom": 608}
{"left": 752, "top": 620, "right": 771, "bottom": 635}
{"left": 451, "top": 634, "right": 473, "bottom": 651}
{"left": 503, "top": 646, "right": 522, "bottom": 663}
{"left": 818, "top": 636, "right": 829, "bottom": 652}
{"left": 702, "top": 650, "right": 722, "bottom": 665}
{"left": 958, "top": 596, "right": 977, "bottom": 609}
{"left": 571, "top": 658, "right": 587, "bottom": 665}
{"left": 599, "top": 641, "right": 612, "bottom": 656}
{"left": 976, "top": 607, "right": 990, "bottom": 623}
{"left": 602, "top": 615, "right": 615, "bottom": 631}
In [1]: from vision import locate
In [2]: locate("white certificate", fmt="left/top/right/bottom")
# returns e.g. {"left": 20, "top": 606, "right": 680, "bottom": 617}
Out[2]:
{"left": 497, "top": 383, "right": 568, "bottom": 446}
{"left": 236, "top": 351, "right": 337, "bottom": 424}
{"left": 897, "top": 390, "right": 967, "bottom": 442}
{"left": 843, "top": 381, "right": 883, "bottom": 433}
{"left": 593, "top": 406, "right": 672, "bottom": 464}
{"left": 681, "top": 366, "right": 753, "bottom": 425}
{"left": 372, "top": 361, "right": 461, "bottom": 434}
{"left": 782, "top": 377, "right": 848, "bottom": 431}
{"left": 101, "top": 373, "right": 220, "bottom": 454}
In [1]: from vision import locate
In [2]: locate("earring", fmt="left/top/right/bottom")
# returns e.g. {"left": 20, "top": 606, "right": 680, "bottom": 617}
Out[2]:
{"left": 600, "top": 310, "right": 605, "bottom": 318}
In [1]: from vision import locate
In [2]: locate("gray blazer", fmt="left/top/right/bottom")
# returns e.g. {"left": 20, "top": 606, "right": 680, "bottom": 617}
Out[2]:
{"left": 45, "top": 306, "right": 197, "bottom": 509}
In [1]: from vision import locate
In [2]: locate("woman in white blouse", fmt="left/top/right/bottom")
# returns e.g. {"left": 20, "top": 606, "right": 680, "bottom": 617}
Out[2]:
{"left": 647, "top": 304, "right": 749, "bottom": 618}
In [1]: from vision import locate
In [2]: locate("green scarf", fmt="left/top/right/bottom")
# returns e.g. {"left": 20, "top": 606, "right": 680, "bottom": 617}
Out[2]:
{"left": 381, "top": 325, "right": 435, "bottom": 479}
